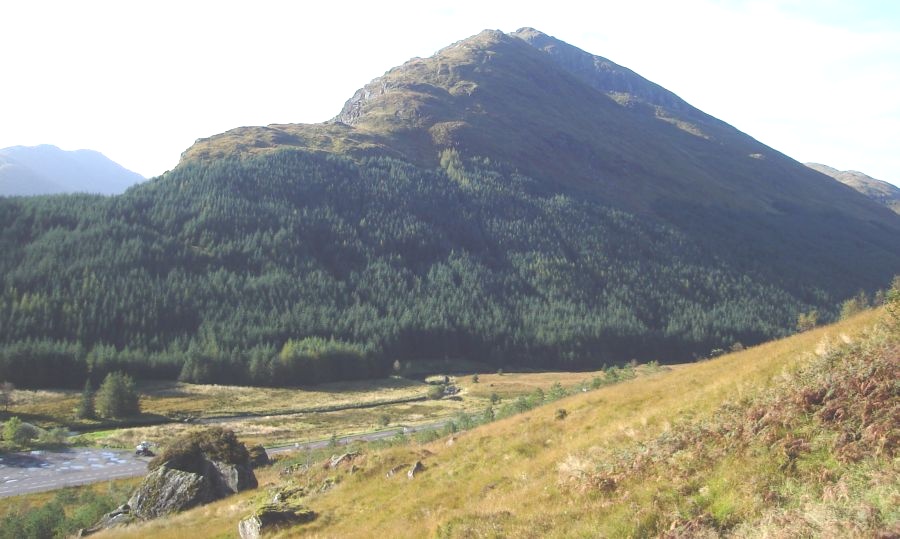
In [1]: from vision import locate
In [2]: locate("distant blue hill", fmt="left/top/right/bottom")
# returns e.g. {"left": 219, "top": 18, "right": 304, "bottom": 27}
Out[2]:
{"left": 0, "top": 144, "right": 144, "bottom": 196}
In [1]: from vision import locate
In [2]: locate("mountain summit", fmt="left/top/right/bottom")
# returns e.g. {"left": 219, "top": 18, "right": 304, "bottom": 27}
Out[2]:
{"left": 179, "top": 28, "right": 900, "bottom": 294}
{"left": 2, "top": 29, "right": 899, "bottom": 387}
{"left": 183, "top": 29, "right": 891, "bottom": 218}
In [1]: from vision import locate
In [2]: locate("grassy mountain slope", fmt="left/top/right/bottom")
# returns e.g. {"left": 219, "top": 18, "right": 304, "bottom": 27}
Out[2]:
{"left": 1, "top": 29, "right": 899, "bottom": 388}
{"left": 95, "top": 307, "right": 897, "bottom": 538}
{"left": 180, "top": 27, "right": 900, "bottom": 317}
{"left": 806, "top": 162, "right": 900, "bottom": 214}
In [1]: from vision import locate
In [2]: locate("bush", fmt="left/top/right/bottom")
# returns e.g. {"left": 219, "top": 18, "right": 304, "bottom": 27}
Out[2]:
{"left": 149, "top": 427, "right": 250, "bottom": 473}
{"left": 426, "top": 385, "right": 445, "bottom": 400}
{"left": 796, "top": 309, "right": 818, "bottom": 332}
{"left": 2, "top": 417, "right": 36, "bottom": 447}
{"left": 547, "top": 382, "right": 567, "bottom": 401}
{"left": 886, "top": 275, "right": 900, "bottom": 324}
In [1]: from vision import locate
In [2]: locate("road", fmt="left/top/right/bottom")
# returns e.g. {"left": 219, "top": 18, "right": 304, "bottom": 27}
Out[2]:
{"left": 0, "top": 448, "right": 151, "bottom": 499}
{"left": 0, "top": 420, "right": 449, "bottom": 499}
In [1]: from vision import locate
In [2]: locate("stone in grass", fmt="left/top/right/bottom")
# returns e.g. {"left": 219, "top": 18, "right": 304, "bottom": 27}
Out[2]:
{"left": 239, "top": 503, "right": 316, "bottom": 539}
{"left": 407, "top": 460, "right": 425, "bottom": 479}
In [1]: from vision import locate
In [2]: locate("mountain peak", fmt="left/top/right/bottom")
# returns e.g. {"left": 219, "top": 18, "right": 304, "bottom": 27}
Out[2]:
{"left": 806, "top": 162, "right": 900, "bottom": 213}
{"left": 0, "top": 144, "right": 144, "bottom": 196}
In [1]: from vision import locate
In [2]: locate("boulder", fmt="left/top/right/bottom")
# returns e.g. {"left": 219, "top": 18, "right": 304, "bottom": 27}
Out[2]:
{"left": 93, "top": 458, "right": 257, "bottom": 525}
{"left": 238, "top": 503, "right": 316, "bottom": 539}
{"left": 209, "top": 459, "right": 258, "bottom": 496}
{"left": 127, "top": 465, "right": 216, "bottom": 520}
{"left": 76, "top": 504, "right": 136, "bottom": 536}
{"left": 408, "top": 460, "right": 425, "bottom": 479}
{"left": 328, "top": 451, "right": 357, "bottom": 468}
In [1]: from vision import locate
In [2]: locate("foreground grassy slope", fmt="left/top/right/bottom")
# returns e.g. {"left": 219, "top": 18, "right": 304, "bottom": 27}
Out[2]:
{"left": 96, "top": 307, "right": 895, "bottom": 538}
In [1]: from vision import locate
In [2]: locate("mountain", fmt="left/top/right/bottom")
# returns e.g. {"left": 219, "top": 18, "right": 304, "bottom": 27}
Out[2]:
{"left": 0, "top": 144, "right": 144, "bottom": 196}
{"left": 1, "top": 29, "right": 899, "bottom": 389}
{"left": 806, "top": 162, "right": 900, "bottom": 214}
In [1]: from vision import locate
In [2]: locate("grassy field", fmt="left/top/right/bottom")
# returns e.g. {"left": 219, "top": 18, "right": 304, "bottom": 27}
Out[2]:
{"left": 84, "top": 309, "right": 892, "bottom": 538}
{"left": 87, "top": 369, "right": 620, "bottom": 449}
{"left": 5, "top": 366, "right": 619, "bottom": 450}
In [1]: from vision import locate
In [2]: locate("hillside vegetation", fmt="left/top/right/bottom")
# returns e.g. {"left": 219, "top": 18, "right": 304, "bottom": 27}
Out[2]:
{"left": 1, "top": 149, "right": 899, "bottom": 389}
{"left": 90, "top": 303, "right": 896, "bottom": 538}
{"left": 806, "top": 162, "right": 900, "bottom": 214}
{"left": 2, "top": 29, "right": 900, "bottom": 389}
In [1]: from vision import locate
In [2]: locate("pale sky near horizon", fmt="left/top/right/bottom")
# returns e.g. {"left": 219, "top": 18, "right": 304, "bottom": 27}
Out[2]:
{"left": 2, "top": 0, "right": 899, "bottom": 187}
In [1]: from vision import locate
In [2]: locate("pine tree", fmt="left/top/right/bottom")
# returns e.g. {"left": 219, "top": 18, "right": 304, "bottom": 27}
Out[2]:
{"left": 76, "top": 380, "right": 95, "bottom": 420}
{"left": 95, "top": 372, "right": 140, "bottom": 419}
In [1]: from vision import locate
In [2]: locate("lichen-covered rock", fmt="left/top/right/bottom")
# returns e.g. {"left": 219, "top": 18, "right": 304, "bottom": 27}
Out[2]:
{"left": 238, "top": 503, "right": 316, "bottom": 539}
{"left": 127, "top": 465, "right": 215, "bottom": 520}
{"left": 125, "top": 458, "right": 257, "bottom": 520}
{"left": 209, "top": 459, "right": 257, "bottom": 495}
{"left": 89, "top": 428, "right": 259, "bottom": 533}
{"left": 76, "top": 504, "right": 136, "bottom": 536}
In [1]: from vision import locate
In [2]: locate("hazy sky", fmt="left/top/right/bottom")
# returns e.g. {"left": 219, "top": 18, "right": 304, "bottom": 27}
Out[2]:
{"left": 2, "top": 0, "right": 898, "bottom": 186}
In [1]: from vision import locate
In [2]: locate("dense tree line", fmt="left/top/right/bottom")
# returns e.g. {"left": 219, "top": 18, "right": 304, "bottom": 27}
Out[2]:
{"left": 0, "top": 149, "right": 896, "bottom": 388}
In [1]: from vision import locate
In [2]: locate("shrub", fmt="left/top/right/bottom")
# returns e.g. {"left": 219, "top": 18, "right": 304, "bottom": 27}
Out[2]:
{"left": 796, "top": 309, "right": 818, "bottom": 332}
{"left": 149, "top": 427, "right": 250, "bottom": 473}
{"left": 427, "top": 385, "right": 445, "bottom": 400}
{"left": 548, "top": 382, "right": 567, "bottom": 401}
{"left": 2, "top": 416, "right": 35, "bottom": 447}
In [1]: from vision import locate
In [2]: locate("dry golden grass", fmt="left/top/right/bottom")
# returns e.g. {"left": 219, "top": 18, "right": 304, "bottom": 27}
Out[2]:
{"left": 92, "top": 310, "right": 885, "bottom": 538}
{"left": 459, "top": 369, "right": 604, "bottom": 399}
{"left": 9, "top": 377, "right": 429, "bottom": 424}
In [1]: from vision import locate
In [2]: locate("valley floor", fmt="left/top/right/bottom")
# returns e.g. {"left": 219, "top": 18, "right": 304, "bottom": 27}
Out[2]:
{"left": 80, "top": 308, "right": 895, "bottom": 538}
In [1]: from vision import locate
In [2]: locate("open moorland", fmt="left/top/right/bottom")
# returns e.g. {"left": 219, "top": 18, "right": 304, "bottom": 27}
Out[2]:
{"left": 6, "top": 367, "right": 633, "bottom": 449}
{"left": 65, "top": 307, "right": 895, "bottom": 538}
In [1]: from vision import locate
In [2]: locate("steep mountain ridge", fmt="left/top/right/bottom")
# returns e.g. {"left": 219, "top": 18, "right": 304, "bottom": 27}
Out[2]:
{"left": 806, "top": 162, "right": 900, "bottom": 214}
{"left": 1, "top": 29, "right": 899, "bottom": 388}
{"left": 182, "top": 29, "right": 894, "bottom": 223}
{"left": 179, "top": 27, "right": 900, "bottom": 301}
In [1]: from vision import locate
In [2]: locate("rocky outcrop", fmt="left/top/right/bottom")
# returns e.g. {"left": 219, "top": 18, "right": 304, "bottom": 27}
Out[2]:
{"left": 127, "top": 465, "right": 215, "bottom": 520}
{"left": 77, "top": 504, "right": 136, "bottom": 536}
{"left": 126, "top": 458, "right": 256, "bottom": 520}
{"left": 238, "top": 503, "right": 316, "bottom": 539}
{"left": 239, "top": 483, "right": 315, "bottom": 539}
{"left": 89, "top": 429, "right": 259, "bottom": 532}
{"left": 407, "top": 460, "right": 425, "bottom": 479}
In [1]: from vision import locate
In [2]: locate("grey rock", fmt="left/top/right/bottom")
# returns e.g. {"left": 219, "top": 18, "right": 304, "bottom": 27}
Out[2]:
{"left": 127, "top": 465, "right": 215, "bottom": 520}
{"left": 408, "top": 460, "right": 425, "bottom": 479}
{"left": 239, "top": 503, "right": 316, "bottom": 539}
{"left": 209, "top": 459, "right": 257, "bottom": 495}
{"left": 76, "top": 504, "right": 135, "bottom": 535}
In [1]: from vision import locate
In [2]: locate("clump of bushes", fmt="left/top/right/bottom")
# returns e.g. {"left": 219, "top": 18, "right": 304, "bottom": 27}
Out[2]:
{"left": 149, "top": 427, "right": 249, "bottom": 473}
